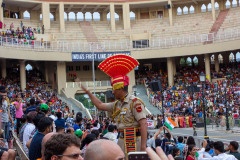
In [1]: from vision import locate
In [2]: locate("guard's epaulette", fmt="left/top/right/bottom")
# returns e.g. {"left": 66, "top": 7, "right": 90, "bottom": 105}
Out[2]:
{"left": 132, "top": 98, "right": 138, "bottom": 102}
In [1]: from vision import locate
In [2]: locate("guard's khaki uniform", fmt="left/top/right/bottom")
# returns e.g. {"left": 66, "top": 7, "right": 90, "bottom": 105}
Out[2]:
{"left": 106, "top": 94, "right": 147, "bottom": 155}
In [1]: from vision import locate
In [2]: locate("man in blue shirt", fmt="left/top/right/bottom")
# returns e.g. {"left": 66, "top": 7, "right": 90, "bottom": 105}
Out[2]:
{"left": 176, "top": 136, "right": 185, "bottom": 158}
{"left": 29, "top": 117, "right": 53, "bottom": 160}
{"left": 25, "top": 98, "right": 37, "bottom": 114}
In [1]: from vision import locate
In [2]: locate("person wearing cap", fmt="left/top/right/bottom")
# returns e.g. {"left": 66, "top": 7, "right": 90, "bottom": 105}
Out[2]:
{"left": 79, "top": 55, "right": 147, "bottom": 156}
{"left": 49, "top": 110, "right": 57, "bottom": 121}
{"left": 75, "top": 129, "right": 83, "bottom": 141}
{"left": 40, "top": 104, "right": 50, "bottom": 115}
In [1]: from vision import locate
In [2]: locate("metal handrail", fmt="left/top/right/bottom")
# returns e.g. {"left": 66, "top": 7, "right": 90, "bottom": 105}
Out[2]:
{"left": 0, "top": 27, "right": 240, "bottom": 52}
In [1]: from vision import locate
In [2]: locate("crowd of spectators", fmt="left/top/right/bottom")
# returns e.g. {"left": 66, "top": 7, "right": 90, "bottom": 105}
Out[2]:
{"left": 139, "top": 62, "right": 240, "bottom": 128}
{"left": 0, "top": 62, "right": 239, "bottom": 160}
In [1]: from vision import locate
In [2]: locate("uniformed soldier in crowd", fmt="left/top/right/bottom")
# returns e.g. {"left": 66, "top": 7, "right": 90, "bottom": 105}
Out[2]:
{"left": 78, "top": 55, "right": 147, "bottom": 156}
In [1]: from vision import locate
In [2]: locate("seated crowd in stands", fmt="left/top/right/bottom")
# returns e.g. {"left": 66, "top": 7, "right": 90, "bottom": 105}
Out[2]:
{"left": 138, "top": 61, "right": 240, "bottom": 128}
{"left": 0, "top": 21, "right": 43, "bottom": 41}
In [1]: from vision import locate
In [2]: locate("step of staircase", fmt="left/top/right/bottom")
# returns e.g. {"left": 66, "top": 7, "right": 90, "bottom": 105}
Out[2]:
{"left": 136, "top": 85, "right": 161, "bottom": 115}
{"left": 58, "top": 94, "right": 88, "bottom": 118}
{"left": 204, "top": 9, "right": 229, "bottom": 44}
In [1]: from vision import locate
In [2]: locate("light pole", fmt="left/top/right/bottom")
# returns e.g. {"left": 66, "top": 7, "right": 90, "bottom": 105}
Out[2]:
{"left": 161, "top": 87, "right": 165, "bottom": 128}
{"left": 200, "top": 72, "right": 207, "bottom": 138}
{"left": 90, "top": 43, "right": 97, "bottom": 117}
{"left": 223, "top": 81, "right": 230, "bottom": 131}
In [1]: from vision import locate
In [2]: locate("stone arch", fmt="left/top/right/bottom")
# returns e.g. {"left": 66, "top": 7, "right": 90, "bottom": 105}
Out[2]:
{"left": 207, "top": 3, "right": 212, "bottom": 11}
{"left": 77, "top": 12, "right": 84, "bottom": 21}
{"left": 211, "top": 55, "right": 215, "bottom": 64}
{"left": 215, "top": 2, "right": 220, "bottom": 10}
{"left": 177, "top": 7, "right": 182, "bottom": 15}
{"left": 225, "top": 0, "right": 231, "bottom": 8}
{"left": 180, "top": 57, "right": 185, "bottom": 65}
{"left": 186, "top": 57, "right": 192, "bottom": 66}
{"left": 26, "top": 64, "right": 33, "bottom": 71}
{"left": 23, "top": 10, "right": 30, "bottom": 19}
{"left": 50, "top": 13, "right": 54, "bottom": 21}
{"left": 193, "top": 56, "right": 198, "bottom": 65}
{"left": 69, "top": 12, "right": 75, "bottom": 21}
{"left": 15, "top": 13, "right": 19, "bottom": 19}
{"left": 93, "top": 12, "right": 100, "bottom": 21}
{"left": 64, "top": 12, "right": 67, "bottom": 20}
{"left": 201, "top": 4, "right": 207, "bottom": 12}
{"left": 183, "top": 6, "right": 189, "bottom": 14}
{"left": 236, "top": 52, "right": 240, "bottom": 62}
{"left": 218, "top": 54, "right": 223, "bottom": 63}
{"left": 130, "top": 11, "right": 135, "bottom": 20}
{"left": 85, "top": 12, "right": 92, "bottom": 21}
{"left": 229, "top": 53, "right": 234, "bottom": 62}
{"left": 189, "top": 5, "right": 195, "bottom": 14}
{"left": 232, "top": 0, "right": 237, "bottom": 7}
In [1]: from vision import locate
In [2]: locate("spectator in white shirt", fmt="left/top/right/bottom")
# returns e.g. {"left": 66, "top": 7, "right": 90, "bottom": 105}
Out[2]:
{"left": 199, "top": 141, "right": 237, "bottom": 160}
{"left": 23, "top": 111, "right": 37, "bottom": 155}
{"left": 103, "top": 125, "right": 117, "bottom": 143}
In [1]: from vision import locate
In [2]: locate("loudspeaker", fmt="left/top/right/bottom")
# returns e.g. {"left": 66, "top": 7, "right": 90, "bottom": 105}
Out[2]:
{"left": 1, "top": 2, "right": 5, "bottom": 8}
{"left": 106, "top": 90, "right": 114, "bottom": 98}
{"left": 165, "top": 4, "right": 171, "bottom": 9}
{"left": 149, "top": 81, "right": 162, "bottom": 92}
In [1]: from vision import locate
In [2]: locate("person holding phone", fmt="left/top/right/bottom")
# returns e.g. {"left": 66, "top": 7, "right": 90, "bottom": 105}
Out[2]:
{"left": 78, "top": 55, "right": 147, "bottom": 156}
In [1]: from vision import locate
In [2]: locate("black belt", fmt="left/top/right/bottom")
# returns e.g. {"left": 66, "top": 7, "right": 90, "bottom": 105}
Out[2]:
{"left": 119, "top": 128, "right": 141, "bottom": 139}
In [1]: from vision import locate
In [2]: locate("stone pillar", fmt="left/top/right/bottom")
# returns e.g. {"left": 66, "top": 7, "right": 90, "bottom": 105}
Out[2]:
{"left": 137, "top": 9, "right": 141, "bottom": 20}
{"left": 214, "top": 53, "right": 219, "bottom": 72}
{"left": 75, "top": 12, "right": 78, "bottom": 21}
{"left": 219, "top": 0, "right": 225, "bottom": 10}
{"left": 205, "top": 54, "right": 211, "bottom": 82}
{"left": 1, "top": 59, "right": 6, "bottom": 78}
{"left": 172, "top": 57, "right": 176, "bottom": 76}
{"left": 127, "top": 70, "right": 135, "bottom": 95}
{"left": 122, "top": 3, "right": 131, "bottom": 30}
{"left": 168, "top": 0, "right": 173, "bottom": 26}
{"left": 66, "top": 12, "right": 69, "bottom": 21}
{"left": 91, "top": 12, "right": 94, "bottom": 21}
{"left": 56, "top": 62, "right": 66, "bottom": 94}
{"left": 0, "top": 0, "right": 3, "bottom": 23}
{"left": 19, "top": 10, "right": 24, "bottom": 19}
{"left": 30, "top": 11, "right": 39, "bottom": 20}
{"left": 59, "top": 3, "right": 65, "bottom": 32}
{"left": 167, "top": 57, "right": 174, "bottom": 87}
{"left": 102, "top": 12, "right": 107, "bottom": 21}
{"left": 83, "top": 12, "right": 86, "bottom": 21}
{"left": 234, "top": 52, "right": 237, "bottom": 62}
{"left": 222, "top": 52, "right": 229, "bottom": 64}
{"left": 211, "top": 0, "right": 216, "bottom": 21}
{"left": 55, "top": 11, "right": 59, "bottom": 21}
{"left": 110, "top": 3, "right": 116, "bottom": 32}
{"left": 20, "top": 60, "right": 26, "bottom": 91}
{"left": 42, "top": 2, "right": 51, "bottom": 30}
{"left": 45, "top": 61, "right": 49, "bottom": 83}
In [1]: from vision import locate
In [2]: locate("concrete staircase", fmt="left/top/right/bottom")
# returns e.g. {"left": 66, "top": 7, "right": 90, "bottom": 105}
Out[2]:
{"left": 80, "top": 21, "right": 103, "bottom": 51}
{"left": 204, "top": 9, "right": 229, "bottom": 44}
{"left": 57, "top": 90, "right": 92, "bottom": 119}
{"left": 136, "top": 85, "right": 161, "bottom": 115}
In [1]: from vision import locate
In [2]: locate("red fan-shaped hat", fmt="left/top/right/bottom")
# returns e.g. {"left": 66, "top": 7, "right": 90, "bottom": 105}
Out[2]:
{"left": 98, "top": 54, "right": 139, "bottom": 90}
